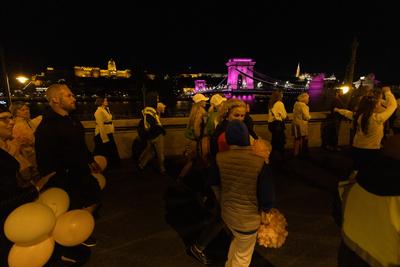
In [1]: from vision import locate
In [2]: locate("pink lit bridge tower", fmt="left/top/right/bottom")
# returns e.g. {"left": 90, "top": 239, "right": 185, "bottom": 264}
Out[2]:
{"left": 226, "top": 58, "right": 256, "bottom": 90}
{"left": 193, "top": 58, "right": 323, "bottom": 96}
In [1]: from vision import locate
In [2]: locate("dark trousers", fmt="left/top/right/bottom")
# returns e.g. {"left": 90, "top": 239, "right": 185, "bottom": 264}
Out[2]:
{"left": 268, "top": 121, "right": 286, "bottom": 158}
{"left": 45, "top": 171, "right": 102, "bottom": 210}
{"left": 94, "top": 134, "right": 120, "bottom": 166}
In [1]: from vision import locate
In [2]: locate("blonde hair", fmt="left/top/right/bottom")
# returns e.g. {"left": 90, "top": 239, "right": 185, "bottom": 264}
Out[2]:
{"left": 220, "top": 99, "right": 246, "bottom": 120}
{"left": 187, "top": 102, "right": 205, "bottom": 128}
{"left": 297, "top": 92, "right": 309, "bottom": 102}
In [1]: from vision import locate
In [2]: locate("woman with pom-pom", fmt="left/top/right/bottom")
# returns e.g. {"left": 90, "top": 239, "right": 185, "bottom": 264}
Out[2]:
{"left": 217, "top": 120, "right": 276, "bottom": 267}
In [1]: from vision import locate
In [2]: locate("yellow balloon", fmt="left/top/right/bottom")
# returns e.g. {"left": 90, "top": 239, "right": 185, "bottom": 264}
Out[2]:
{"left": 52, "top": 209, "right": 95, "bottom": 247}
{"left": 8, "top": 236, "right": 55, "bottom": 267}
{"left": 92, "top": 173, "right": 106, "bottom": 190}
{"left": 94, "top": 155, "right": 107, "bottom": 172}
{"left": 38, "top": 188, "right": 70, "bottom": 217}
{"left": 4, "top": 203, "right": 56, "bottom": 246}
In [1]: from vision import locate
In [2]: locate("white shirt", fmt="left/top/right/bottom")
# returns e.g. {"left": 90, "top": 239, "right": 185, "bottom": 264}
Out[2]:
{"left": 94, "top": 107, "right": 115, "bottom": 143}
{"left": 268, "top": 101, "right": 287, "bottom": 122}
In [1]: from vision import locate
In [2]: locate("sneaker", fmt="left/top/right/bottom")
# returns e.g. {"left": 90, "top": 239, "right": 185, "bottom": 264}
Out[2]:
{"left": 188, "top": 244, "right": 213, "bottom": 265}
{"left": 81, "top": 235, "right": 97, "bottom": 247}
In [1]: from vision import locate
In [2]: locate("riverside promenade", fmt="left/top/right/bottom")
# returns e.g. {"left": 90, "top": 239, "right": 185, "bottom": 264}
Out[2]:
{"left": 82, "top": 146, "right": 354, "bottom": 267}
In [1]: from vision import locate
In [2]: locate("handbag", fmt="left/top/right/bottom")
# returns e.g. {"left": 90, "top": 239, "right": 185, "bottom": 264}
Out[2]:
{"left": 268, "top": 110, "right": 285, "bottom": 133}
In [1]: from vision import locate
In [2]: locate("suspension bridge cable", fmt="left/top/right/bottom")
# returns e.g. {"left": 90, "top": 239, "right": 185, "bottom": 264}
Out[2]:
{"left": 215, "top": 75, "right": 227, "bottom": 87}
{"left": 234, "top": 68, "right": 307, "bottom": 90}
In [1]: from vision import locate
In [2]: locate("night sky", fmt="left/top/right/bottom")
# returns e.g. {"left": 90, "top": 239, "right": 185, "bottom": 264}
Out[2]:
{"left": 2, "top": 1, "right": 399, "bottom": 83}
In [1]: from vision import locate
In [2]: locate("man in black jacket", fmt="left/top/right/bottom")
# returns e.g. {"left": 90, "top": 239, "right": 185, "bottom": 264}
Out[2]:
{"left": 35, "top": 84, "right": 101, "bottom": 213}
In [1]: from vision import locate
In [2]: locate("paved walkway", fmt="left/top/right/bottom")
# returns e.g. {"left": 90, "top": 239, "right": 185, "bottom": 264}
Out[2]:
{"left": 83, "top": 147, "right": 354, "bottom": 267}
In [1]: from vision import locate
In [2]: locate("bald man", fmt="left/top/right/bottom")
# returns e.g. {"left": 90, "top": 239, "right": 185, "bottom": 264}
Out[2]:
{"left": 35, "top": 84, "right": 101, "bottom": 214}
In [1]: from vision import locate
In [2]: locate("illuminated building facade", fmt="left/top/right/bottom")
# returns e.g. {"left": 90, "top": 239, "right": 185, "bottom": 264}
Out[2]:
{"left": 74, "top": 59, "right": 131, "bottom": 78}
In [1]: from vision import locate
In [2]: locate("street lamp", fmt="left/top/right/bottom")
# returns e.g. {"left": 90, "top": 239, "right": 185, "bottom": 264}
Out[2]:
{"left": 339, "top": 85, "right": 350, "bottom": 94}
{"left": 16, "top": 76, "right": 29, "bottom": 84}
{"left": 16, "top": 76, "right": 32, "bottom": 90}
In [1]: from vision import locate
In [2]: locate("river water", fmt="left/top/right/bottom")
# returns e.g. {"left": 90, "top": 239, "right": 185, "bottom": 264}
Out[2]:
{"left": 24, "top": 92, "right": 328, "bottom": 120}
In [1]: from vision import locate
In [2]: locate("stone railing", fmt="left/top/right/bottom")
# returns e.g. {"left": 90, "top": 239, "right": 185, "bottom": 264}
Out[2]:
{"left": 82, "top": 112, "right": 351, "bottom": 159}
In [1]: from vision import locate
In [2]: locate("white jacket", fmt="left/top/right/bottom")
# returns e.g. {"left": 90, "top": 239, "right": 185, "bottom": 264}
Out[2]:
{"left": 94, "top": 107, "right": 115, "bottom": 143}
{"left": 268, "top": 101, "right": 287, "bottom": 122}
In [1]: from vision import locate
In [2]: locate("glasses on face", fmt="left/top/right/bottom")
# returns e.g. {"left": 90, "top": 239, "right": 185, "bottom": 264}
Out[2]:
{"left": 0, "top": 116, "right": 14, "bottom": 124}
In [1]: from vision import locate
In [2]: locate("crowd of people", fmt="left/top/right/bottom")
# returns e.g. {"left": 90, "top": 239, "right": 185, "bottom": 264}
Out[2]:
{"left": 135, "top": 85, "right": 400, "bottom": 267}
{"left": 1, "top": 81, "right": 400, "bottom": 266}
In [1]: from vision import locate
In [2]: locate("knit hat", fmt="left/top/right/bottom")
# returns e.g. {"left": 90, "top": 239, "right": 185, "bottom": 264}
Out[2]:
{"left": 225, "top": 120, "right": 250, "bottom": 146}
{"left": 210, "top": 94, "right": 227, "bottom": 106}
{"left": 192, "top": 93, "right": 209, "bottom": 103}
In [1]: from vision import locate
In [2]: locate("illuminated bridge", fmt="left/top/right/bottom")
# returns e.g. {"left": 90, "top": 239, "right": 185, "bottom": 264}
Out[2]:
{"left": 191, "top": 58, "right": 324, "bottom": 98}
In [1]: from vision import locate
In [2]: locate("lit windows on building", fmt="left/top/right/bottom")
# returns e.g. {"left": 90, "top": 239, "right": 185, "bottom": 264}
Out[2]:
{"left": 74, "top": 59, "right": 131, "bottom": 78}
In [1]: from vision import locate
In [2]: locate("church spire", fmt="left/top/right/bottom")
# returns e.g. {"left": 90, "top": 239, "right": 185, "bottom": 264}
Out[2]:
{"left": 295, "top": 62, "right": 300, "bottom": 78}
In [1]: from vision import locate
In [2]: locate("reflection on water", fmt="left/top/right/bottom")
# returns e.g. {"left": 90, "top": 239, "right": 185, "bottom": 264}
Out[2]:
{"left": 27, "top": 93, "right": 324, "bottom": 120}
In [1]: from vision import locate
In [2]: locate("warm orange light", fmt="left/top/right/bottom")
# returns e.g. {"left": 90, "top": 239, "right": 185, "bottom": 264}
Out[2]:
{"left": 340, "top": 85, "right": 350, "bottom": 94}
{"left": 16, "top": 76, "right": 29, "bottom": 84}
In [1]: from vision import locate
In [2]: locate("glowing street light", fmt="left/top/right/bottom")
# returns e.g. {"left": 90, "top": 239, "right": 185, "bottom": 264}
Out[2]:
{"left": 340, "top": 85, "right": 350, "bottom": 94}
{"left": 16, "top": 76, "right": 32, "bottom": 90}
{"left": 16, "top": 76, "right": 29, "bottom": 84}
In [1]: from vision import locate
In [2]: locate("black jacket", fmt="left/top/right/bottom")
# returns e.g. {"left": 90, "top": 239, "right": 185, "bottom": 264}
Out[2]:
{"left": 244, "top": 113, "right": 259, "bottom": 140}
{"left": 35, "top": 108, "right": 93, "bottom": 180}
